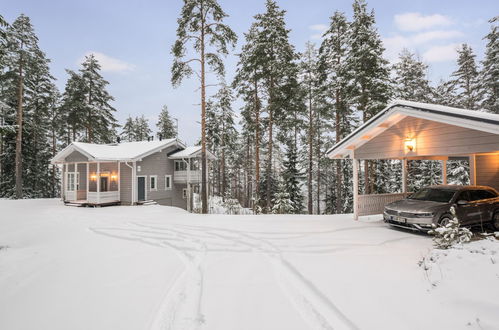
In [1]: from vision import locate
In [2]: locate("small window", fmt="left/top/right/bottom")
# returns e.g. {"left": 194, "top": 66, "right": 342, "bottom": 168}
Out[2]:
{"left": 470, "top": 190, "right": 497, "bottom": 201}
{"left": 175, "top": 160, "right": 187, "bottom": 171}
{"left": 150, "top": 175, "right": 157, "bottom": 191}
{"left": 165, "top": 175, "right": 172, "bottom": 190}
{"left": 182, "top": 188, "right": 188, "bottom": 199}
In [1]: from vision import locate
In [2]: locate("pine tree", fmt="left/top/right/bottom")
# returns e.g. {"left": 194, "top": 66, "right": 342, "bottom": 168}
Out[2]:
{"left": 282, "top": 141, "right": 304, "bottom": 213}
{"left": 134, "top": 115, "right": 151, "bottom": 141}
{"left": 481, "top": 16, "right": 499, "bottom": 114}
{"left": 271, "top": 180, "right": 293, "bottom": 214}
{"left": 319, "top": 10, "right": 352, "bottom": 213}
{"left": 172, "top": 0, "right": 237, "bottom": 214}
{"left": 79, "top": 54, "right": 118, "bottom": 143}
{"left": 233, "top": 24, "right": 264, "bottom": 209}
{"left": 121, "top": 116, "right": 136, "bottom": 142}
{"left": 253, "top": 0, "right": 300, "bottom": 211}
{"left": 392, "top": 49, "right": 431, "bottom": 102}
{"left": 60, "top": 70, "right": 86, "bottom": 143}
{"left": 451, "top": 44, "right": 481, "bottom": 110}
{"left": 348, "top": 0, "right": 391, "bottom": 195}
{"left": 156, "top": 105, "right": 177, "bottom": 139}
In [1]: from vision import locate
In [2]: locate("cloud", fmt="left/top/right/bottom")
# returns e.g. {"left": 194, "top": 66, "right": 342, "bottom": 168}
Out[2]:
{"left": 309, "top": 24, "right": 328, "bottom": 40}
{"left": 80, "top": 51, "right": 136, "bottom": 73}
{"left": 394, "top": 13, "right": 454, "bottom": 32}
{"left": 383, "top": 30, "right": 464, "bottom": 62}
{"left": 422, "top": 43, "right": 460, "bottom": 63}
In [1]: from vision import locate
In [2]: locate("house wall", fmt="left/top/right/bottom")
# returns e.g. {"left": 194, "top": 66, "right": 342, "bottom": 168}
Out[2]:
{"left": 136, "top": 146, "right": 187, "bottom": 209}
{"left": 476, "top": 154, "right": 499, "bottom": 191}
{"left": 354, "top": 116, "right": 499, "bottom": 159}
{"left": 65, "top": 150, "right": 88, "bottom": 162}
{"left": 120, "top": 163, "right": 133, "bottom": 204}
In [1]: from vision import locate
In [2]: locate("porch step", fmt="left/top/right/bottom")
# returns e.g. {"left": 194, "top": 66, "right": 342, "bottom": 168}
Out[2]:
{"left": 137, "top": 200, "right": 158, "bottom": 206}
{"left": 65, "top": 202, "right": 86, "bottom": 207}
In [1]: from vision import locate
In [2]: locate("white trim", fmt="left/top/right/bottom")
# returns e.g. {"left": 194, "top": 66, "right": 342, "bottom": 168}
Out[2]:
{"left": 150, "top": 175, "right": 158, "bottom": 191}
{"left": 353, "top": 159, "right": 359, "bottom": 221}
{"left": 137, "top": 175, "right": 147, "bottom": 201}
{"left": 165, "top": 175, "right": 172, "bottom": 190}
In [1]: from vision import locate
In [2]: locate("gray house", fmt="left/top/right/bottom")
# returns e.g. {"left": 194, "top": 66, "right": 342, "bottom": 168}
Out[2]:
{"left": 51, "top": 139, "right": 215, "bottom": 210}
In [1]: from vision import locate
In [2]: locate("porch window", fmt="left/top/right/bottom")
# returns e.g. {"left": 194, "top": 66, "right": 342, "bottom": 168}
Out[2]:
{"left": 150, "top": 175, "right": 157, "bottom": 191}
{"left": 190, "top": 159, "right": 199, "bottom": 171}
{"left": 175, "top": 160, "right": 187, "bottom": 171}
{"left": 66, "top": 173, "right": 79, "bottom": 191}
{"left": 165, "top": 175, "right": 172, "bottom": 190}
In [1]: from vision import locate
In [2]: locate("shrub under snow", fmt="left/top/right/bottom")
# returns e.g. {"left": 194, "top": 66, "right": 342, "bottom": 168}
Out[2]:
{"left": 429, "top": 206, "right": 472, "bottom": 249}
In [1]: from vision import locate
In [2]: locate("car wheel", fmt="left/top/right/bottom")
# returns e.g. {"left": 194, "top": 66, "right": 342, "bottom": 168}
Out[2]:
{"left": 493, "top": 212, "right": 499, "bottom": 231}
{"left": 439, "top": 216, "right": 452, "bottom": 226}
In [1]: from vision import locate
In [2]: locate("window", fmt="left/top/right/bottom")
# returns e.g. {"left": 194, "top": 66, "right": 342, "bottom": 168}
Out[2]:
{"left": 150, "top": 175, "right": 157, "bottom": 191}
{"left": 190, "top": 159, "right": 200, "bottom": 171}
{"left": 182, "top": 188, "right": 188, "bottom": 199}
{"left": 408, "top": 188, "right": 456, "bottom": 203}
{"left": 66, "top": 173, "right": 79, "bottom": 191}
{"left": 175, "top": 161, "right": 187, "bottom": 171}
{"left": 470, "top": 190, "right": 497, "bottom": 201}
{"left": 165, "top": 175, "right": 172, "bottom": 190}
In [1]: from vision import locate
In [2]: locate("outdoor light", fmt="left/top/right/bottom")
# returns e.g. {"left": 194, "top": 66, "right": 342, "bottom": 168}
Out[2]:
{"left": 404, "top": 137, "right": 415, "bottom": 152}
{"left": 90, "top": 173, "right": 97, "bottom": 181}
{"left": 111, "top": 173, "right": 118, "bottom": 181}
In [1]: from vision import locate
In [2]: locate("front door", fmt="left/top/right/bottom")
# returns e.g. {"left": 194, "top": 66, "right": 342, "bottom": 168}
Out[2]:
{"left": 137, "top": 177, "right": 146, "bottom": 201}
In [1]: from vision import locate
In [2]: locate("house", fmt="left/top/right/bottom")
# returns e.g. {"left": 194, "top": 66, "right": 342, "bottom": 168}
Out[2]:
{"left": 51, "top": 138, "right": 215, "bottom": 210}
{"left": 326, "top": 100, "right": 499, "bottom": 220}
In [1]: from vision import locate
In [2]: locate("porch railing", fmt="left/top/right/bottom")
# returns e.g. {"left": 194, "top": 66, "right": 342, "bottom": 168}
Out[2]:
{"left": 358, "top": 192, "right": 412, "bottom": 217}
{"left": 87, "top": 191, "right": 120, "bottom": 204}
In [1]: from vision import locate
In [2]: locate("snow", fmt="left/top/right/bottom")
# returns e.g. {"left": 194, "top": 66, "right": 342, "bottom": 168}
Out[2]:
{"left": 1, "top": 199, "right": 498, "bottom": 330}
{"left": 53, "top": 139, "right": 178, "bottom": 162}
{"left": 169, "top": 146, "right": 216, "bottom": 160}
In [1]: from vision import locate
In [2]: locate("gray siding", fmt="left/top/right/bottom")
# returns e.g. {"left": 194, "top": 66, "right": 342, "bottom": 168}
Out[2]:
{"left": 476, "top": 154, "right": 499, "bottom": 191}
{"left": 354, "top": 117, "right": 499, "bottom": 159}
{"left": 136, "top": 146, "right": 187, "bottom": 209}
{"left": 120, "top": 163, "right": 133, "bottom": 204}
{"left": 65, "top": 150, "right": 89, "bottom": 162}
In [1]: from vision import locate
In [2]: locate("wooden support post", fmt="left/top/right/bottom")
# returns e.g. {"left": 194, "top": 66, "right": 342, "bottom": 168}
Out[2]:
{"left": 97, "top": 162, "right": 100, "bottom": 204}
{"left": 469, "top": 154, "right": 476, "bottom": 185}
{"left": 441, "top": 160, "right": 447, "bottom": 185}
{"left": 402, "top": 158, "right": 408, "bottom": 193}
{"left": 117, "top": 162, "right": 120, "bottom": 198}
{"left": 86, "top": 163, "right": 89, "bottom": 201}
{"left": 353, "top": 159, "right": 359, "bottom": 221}
{"left": 132, "top": 162, "right": 136, "bottom": 204}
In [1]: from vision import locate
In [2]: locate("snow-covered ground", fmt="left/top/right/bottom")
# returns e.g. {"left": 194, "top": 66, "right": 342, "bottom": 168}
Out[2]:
{"left": 0, "top": 199, "right": 498, "bottom": 330}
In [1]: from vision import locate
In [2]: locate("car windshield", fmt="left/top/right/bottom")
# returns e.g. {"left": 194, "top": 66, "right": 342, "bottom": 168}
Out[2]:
{"left": 408, "top": 188, "right": 456, "bottom": 203}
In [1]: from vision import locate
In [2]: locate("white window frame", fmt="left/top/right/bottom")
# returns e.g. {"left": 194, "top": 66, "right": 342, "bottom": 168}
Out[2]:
{"left": 174, "top": 160, "right": 187, "bottom": 171}
{"left": 150, "top": 175, "right": 158, "bottom": 191}
{"left": 165, "top": 175, "right": 172, "bottom": 190}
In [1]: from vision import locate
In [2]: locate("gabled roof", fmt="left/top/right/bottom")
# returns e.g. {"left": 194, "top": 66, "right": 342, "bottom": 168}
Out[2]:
{"left": 168, "top": 146, "right": 216, "bottom": 160}
{"left": 51, "top": 139, "right": 184, "bottom": 163}
{"left": 326, "top": 100, "right": 499, "bottom": 159}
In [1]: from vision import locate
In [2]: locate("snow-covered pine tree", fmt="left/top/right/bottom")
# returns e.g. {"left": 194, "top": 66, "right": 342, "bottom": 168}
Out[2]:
{"left": 392, "top": 49, "right": 431, "bottom": 102}
{"left": 299, "top": 41, "right": 320, "bottom": 214}
{"left": 79, "top": 54, "right": 118, "bottom": 143}
{"left": 156, "top": 105, "right": 177, "bottom": 139}
{"left": 252, "top": 0, "right": 300, "bottom": 212}
{"left": 134, "top": 115, "right": 151, "bottom": 141}
{"left": 480, "top": 16, "right": 499, "bottom": 114}
{"left": 451, "top": 44, "right": 482, "bottom": 110}
{"left": 233, "top": 23, "right": 264, "bottom": 210}
{"left": 348, "top": 0, "right": 391, "bottom": 195}
{"left": 121, "top": 116, "right": 136, "bottom": 142}
{"left": 282, "top": 141, "right": 304, "bottom": 213}
{"left": 171, "top": 0, "right": 237, "bottom": 214}
{"left": 319, "top": 10, "right": 352, "bottom": 213}
{"left": 272, "top": 180, "right": 294, "bottom": 214}
{"left": 60, "top": 70, "right": 86, "bottom": 143}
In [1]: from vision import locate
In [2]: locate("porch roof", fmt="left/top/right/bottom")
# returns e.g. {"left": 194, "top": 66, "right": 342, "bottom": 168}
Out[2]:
{"left": 52, "top": 139, "right": 184, "bottom": 163}
{"left": 168, "top": 146, "right": 216, "bottom": 160}
{"left": 326, "top": 100, "right": 499, "bottom": 159}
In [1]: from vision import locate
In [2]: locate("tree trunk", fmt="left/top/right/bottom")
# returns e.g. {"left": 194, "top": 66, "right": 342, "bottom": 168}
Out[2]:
{"left": 221, "top": 120, "right": 226, "bottom": 199}
{"left": 254, "top": 76, "right": 260, "bottom": 210}
{"left": 265, "top": 76, "right": 274, "bottom": 212}
{"left": 316, "top": 110, "right": 321, "bottom": 214}
{"left": 307, "top": 75, "right": 313, "bottom": 214}
{"left": 15, "top": 43, "right": 24, "bottom": 199}
{"left": 335, "top": 92, "right": 342, "bottom": 213}
{"left": 200, "top": 5, "right": 208, "bottom": 214}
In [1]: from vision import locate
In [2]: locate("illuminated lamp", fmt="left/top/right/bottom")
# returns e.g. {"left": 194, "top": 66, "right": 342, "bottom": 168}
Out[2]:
{"left": 404, "top": 137, "right": 416, "bottom": 152}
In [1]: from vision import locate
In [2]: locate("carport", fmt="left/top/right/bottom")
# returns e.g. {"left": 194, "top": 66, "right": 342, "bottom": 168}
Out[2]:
{"left": 326, "top": 100, "right": 499, "bottom": 220}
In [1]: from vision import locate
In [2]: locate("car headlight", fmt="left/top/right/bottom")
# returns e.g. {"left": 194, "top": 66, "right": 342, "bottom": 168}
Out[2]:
{"left": 414, "top": 212, "right": 434, "bottom": 218}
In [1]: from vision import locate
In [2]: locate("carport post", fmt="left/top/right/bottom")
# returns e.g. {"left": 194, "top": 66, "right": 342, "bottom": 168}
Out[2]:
{"left": 441, "top": 160, "right": 447, "bottom": 185}
{"left": 402, "top": 159, "right": 408, "bottom": 193}
{"left": 469, "top": 154, "right": 476, "bottom": 185}
{"left": 353, "top": 159, "right": 359, "bottom": 221}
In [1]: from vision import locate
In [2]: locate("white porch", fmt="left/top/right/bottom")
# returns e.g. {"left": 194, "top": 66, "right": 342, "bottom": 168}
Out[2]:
{"left": 62, "top": 161, "right": 121, "bottom": 205}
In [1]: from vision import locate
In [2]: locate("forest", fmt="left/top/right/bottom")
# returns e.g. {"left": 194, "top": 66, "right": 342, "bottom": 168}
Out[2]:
{"left": 0, "top": 0, "right": 497, "bottom": 215}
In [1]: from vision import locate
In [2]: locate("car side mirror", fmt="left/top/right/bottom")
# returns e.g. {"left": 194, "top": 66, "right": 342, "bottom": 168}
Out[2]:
{"left": 456, "top": 200, "right": 468, "bottom": 206}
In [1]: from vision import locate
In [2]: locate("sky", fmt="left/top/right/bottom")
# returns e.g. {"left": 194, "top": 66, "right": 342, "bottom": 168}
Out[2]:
{"left": 3, "top": 0, "right": 498, "bottom": 145}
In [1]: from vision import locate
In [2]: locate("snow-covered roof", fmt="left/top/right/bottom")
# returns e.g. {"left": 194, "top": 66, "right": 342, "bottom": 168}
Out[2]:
{"left": 52, "top": 139, "right": 184, "bottom": 163}
{"left": 326, "top": 99, "right": 499, "bottom": 159}
{"left": 168, "top": 146, "right": 216, "bottom": 160}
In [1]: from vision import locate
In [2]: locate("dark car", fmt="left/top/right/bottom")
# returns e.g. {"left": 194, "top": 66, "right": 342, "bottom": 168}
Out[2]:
{"left": 383, "top": 185, "right": 499, "bottom": 232}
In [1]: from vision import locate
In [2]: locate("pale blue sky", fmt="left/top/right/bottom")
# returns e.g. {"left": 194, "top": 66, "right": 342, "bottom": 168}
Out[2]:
{"left": 3, "top": 0, "right": 498, "bottom": 144}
